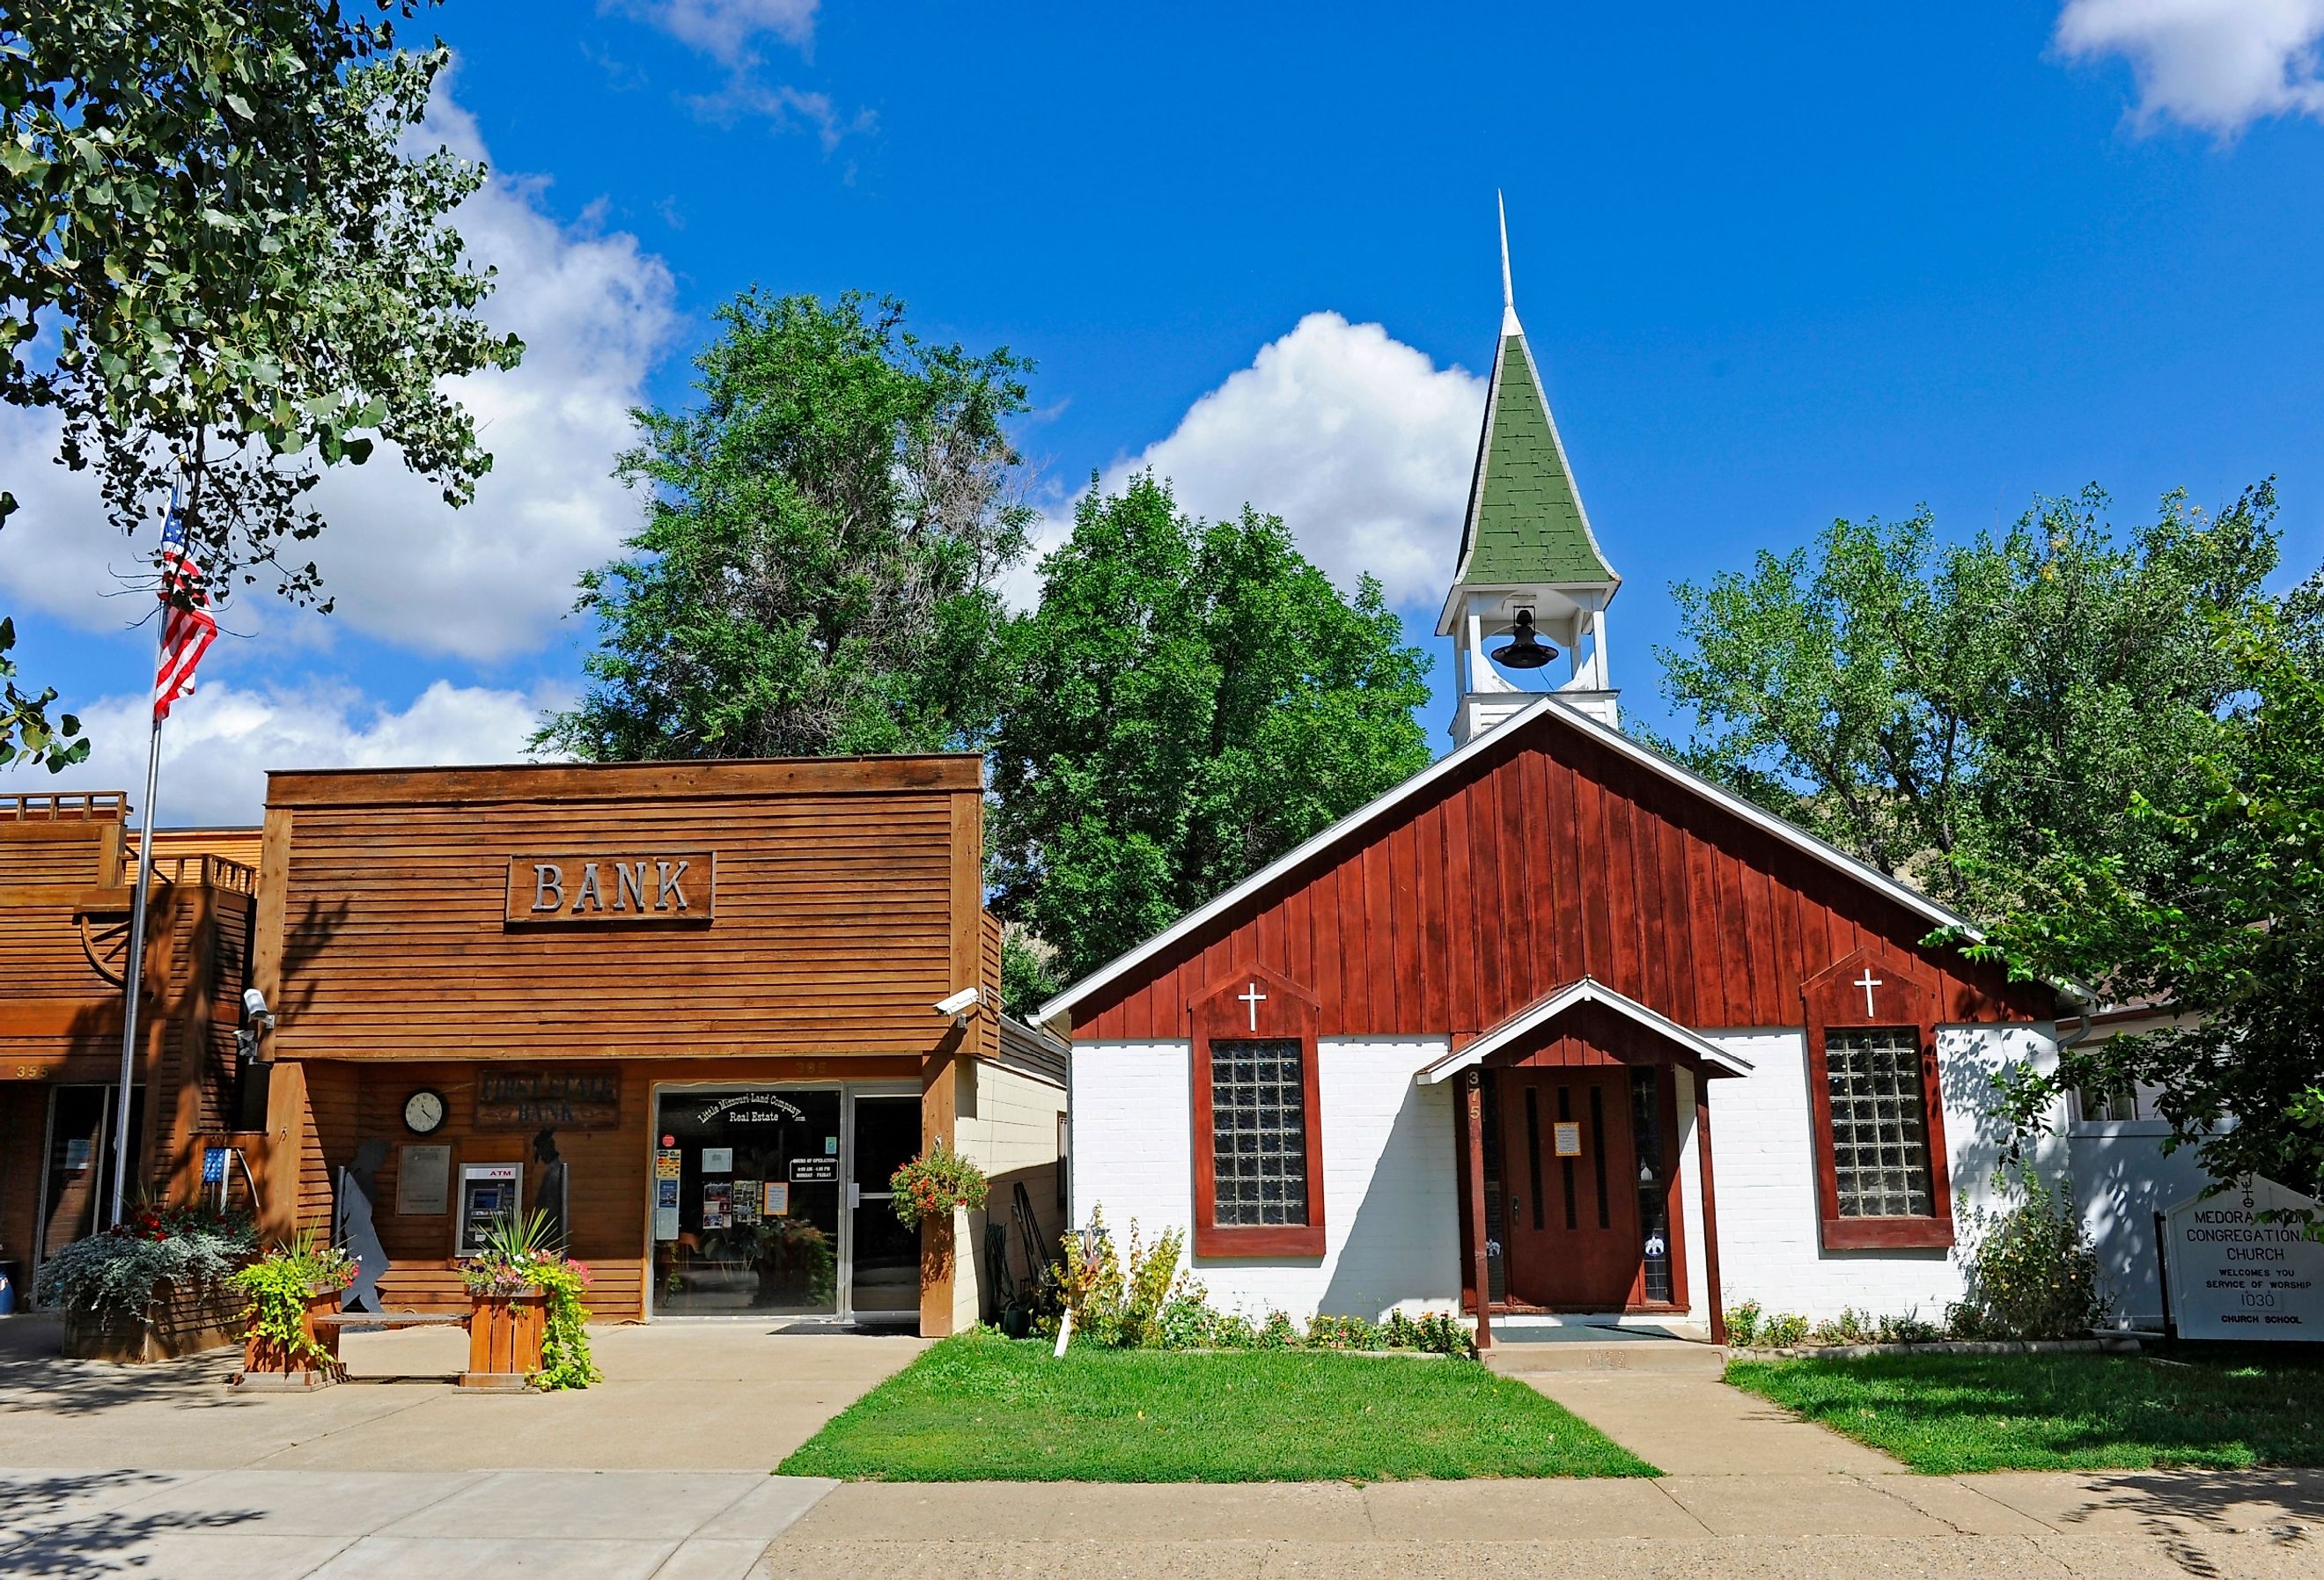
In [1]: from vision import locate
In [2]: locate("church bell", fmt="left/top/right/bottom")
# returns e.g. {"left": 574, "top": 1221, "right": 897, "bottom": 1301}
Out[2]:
{"left": 1490, "top": 608, "right": 1557, "bottom": 670}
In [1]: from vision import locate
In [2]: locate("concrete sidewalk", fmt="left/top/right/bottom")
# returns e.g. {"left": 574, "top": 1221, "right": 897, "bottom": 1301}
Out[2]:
{"left": 1524, "top": 1369, "right": 1906, "bottom": 1474}
{"left": 2, "top": 1467, "right": 2315, "bottom": 1578}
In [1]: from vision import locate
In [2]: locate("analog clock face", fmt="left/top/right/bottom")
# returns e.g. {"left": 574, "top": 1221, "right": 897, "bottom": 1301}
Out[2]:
{"left": 403, "top": 1089, "right": 446, "bottom": 1135}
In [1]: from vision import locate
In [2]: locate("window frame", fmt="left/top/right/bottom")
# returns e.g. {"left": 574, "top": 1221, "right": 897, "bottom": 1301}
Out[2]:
{"left": 1188, "top": 965, "right": 1325, "bottom": 1259}
{"left": 1801, "top": 949, "right": 1953, "bottom": 1252}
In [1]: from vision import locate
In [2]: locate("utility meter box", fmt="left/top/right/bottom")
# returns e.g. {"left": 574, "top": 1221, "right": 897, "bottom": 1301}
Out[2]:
{"left": 455, "top": 1161, "right": 523, "bottom": 1255}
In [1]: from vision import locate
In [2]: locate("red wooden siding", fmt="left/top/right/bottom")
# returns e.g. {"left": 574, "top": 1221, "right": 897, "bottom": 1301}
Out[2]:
{"left": 1074, "top": 722, "right": 2049, "bottom": 1039}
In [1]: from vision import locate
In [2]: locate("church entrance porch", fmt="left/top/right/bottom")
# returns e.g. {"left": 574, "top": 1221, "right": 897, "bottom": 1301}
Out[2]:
{"left": 1487, "top": 1064, "right": 1681, "bottom": 1314}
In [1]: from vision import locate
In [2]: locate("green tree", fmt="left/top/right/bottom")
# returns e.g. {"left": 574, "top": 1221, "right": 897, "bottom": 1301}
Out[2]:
{"left": 1971, "top": 617, "right": 2324, "bottom": 1209}
{"left": 1652, "top": 484, "right": 2279, "bottom": 912}
{"left": 989, "top": 474, "right": 1432, "bottom": 989}
{"left": 1, "top": 0, "right": 523, "bottom": 766}
{"left": 537, "top": 290, "right": 1033, "bottom": 761}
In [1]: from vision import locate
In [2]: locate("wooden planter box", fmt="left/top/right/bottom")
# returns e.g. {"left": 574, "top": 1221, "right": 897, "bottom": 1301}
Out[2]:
{"left": 61, "top": 1282, "right": 245, "bottom": 1363}
{"left": 238, "top": 1286, "right": 344, "bottom": 1388}
{"left": 463, "top": 1287, "right": 547, "bottom": 1390}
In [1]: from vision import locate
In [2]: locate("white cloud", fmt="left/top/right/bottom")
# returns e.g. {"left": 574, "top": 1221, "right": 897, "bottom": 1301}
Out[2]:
{"left": 2056, "top": 0, "right": 2324, "bottom": 133}
{"left": 1013, "top": 312, "right": 1485, "bottom": 613}
{"left": 0, "top": 78, "right": 676, "bottom": 664}
{"left": 612, "top": 0, "right": 819, "bottom": 65}
{"left": 0, "top": 678, "right": 568, "bottom": 827}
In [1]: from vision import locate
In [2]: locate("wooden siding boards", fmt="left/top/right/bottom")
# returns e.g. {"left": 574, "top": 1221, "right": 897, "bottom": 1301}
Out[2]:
{"left": 1074, "top": 726, "right": 2047, "bottom": 1040}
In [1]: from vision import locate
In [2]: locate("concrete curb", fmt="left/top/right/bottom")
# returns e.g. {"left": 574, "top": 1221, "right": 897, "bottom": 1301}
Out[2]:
{"left": 1729, "top": 1337, "right": 2122, "bottom": 1361}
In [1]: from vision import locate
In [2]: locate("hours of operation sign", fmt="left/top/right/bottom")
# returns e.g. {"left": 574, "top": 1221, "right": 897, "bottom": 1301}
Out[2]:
{"left": 2165, "top": 1177, "right": 2323, "bottom": 1341}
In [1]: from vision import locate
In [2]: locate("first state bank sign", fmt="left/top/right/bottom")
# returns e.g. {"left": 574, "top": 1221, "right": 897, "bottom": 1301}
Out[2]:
{"left": 504, "top": 851, "right": 716, "bottom": 923}
{"left": 2165, "top": 1177, "right": 2324, "bottom": 1341}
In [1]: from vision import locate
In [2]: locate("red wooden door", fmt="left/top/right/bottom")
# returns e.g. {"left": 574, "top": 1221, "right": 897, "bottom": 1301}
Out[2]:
{"left": 1497, "top": 1069, "right": 1643, "bottom": 1310}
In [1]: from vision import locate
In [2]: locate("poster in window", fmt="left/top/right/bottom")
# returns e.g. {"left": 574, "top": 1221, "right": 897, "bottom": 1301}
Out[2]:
{"left": 733, "top": 1179, "right": 762, "bottom": 1224}
{"left": 656, "top": 1177, "right": 680, "bottom": 1210}
{"left": 654, "top": 1148, "right": 681, "bottom": 1181}
{"left": 702, "top": 1180, "right": 732, "bottom": 1229}
{"left": 764, "top": 1181, "right": 791, "bottom": 1216}
{"left": 654, "top": 1206, "right": 680, "bottom": 1240}
{"left": 702, "top": 1147, "right": 733, "bottom": 1173}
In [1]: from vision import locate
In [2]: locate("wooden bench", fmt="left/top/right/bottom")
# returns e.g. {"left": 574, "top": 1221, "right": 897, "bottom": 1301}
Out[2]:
{"left": 312, "top": 1312, "right": 470, "bottom": 1331}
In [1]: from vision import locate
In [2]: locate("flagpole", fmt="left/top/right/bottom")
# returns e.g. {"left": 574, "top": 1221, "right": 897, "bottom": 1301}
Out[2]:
{"left": 108, "top": 703, "right": 165, "bottom": 1227}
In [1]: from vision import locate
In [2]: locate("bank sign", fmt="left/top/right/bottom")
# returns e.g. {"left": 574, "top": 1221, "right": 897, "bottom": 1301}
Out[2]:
{"left": 2165, "top": 1177, "right": 2323, "bottom": 1341}
{"left": 504, "top": 851, "right": 715, "bottom": 923}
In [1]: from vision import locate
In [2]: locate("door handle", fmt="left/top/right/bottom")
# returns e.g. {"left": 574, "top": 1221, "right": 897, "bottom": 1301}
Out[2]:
{"left": 849, "top": 1182, "right": 862, "bottom": 1208}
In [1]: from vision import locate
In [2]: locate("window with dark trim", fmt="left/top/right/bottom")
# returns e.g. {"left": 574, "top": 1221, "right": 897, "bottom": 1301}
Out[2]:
{"left": 1801, "top": 949, "right": 1954, "bottom": 1252}
{"left": 1188, "top": 966, "right": 1325, "bottom": 1259}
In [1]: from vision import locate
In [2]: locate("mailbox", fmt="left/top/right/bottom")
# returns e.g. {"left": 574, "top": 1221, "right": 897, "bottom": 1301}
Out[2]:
{"left": 455, "top": 1161, "right": 523, "bottom": 1255}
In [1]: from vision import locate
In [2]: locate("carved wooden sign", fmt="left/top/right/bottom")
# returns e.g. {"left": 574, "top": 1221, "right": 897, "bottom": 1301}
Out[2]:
{"left": 474, "top": 1070, "right": 622, "bottom": 1130}
{"left": 504, "top": 851, "right": 714, "bottom": 924}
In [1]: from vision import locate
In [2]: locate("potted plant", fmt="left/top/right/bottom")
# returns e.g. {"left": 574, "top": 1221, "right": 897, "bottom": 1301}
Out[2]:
{"left": 889, "top": 1141, "right": 989, "bottom": 1230}
{"left": 460, "top": 1211, "right": 599, "bottom": 1391}
{"left": 749, "top": 1216, "right": 835, "bottom": 1307}
{"left": 37, "top": 1202, "right": 257, "bottom": 1363}
{"left": 227, "top": 1229, "right": 357, "bottom": 1385}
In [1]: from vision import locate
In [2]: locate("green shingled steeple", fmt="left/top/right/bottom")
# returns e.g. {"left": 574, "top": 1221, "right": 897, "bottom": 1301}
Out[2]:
{"left": 1448, "top": 209, "right": 1616, "bottom": 592}
{"left": 1452, "top": 333, "right": 1615, "bottom": 585}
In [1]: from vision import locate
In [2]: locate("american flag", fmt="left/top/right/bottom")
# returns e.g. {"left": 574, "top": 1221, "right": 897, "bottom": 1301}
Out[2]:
{"left": 152, "top": 489, "right": 217, "bottom": 721}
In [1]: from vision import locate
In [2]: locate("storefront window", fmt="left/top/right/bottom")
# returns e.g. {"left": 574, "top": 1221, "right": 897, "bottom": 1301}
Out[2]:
{"left": 652, "top": 1089, "right": 842, "bottom": 1317}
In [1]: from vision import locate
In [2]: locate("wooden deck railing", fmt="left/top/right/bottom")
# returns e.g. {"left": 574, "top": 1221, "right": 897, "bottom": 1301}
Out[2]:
{"left": 2, "top": 790, "right": 128, "bottom": 821}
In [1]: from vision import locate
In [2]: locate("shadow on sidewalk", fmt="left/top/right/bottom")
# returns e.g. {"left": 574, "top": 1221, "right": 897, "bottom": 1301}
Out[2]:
{"left": 0, "top": 1471, "right": 263, "bottom": 1579}
{"left": 2052, "top": 1469, "right": 2320, "bottom": 1579}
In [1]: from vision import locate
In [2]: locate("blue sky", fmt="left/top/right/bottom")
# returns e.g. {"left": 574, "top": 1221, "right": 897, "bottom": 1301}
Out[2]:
{"left": 5, "top": 1, "right": 2323, "bottom": 821}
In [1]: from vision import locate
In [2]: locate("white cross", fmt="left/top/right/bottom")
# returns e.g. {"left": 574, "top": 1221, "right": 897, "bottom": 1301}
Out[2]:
{"left": 1854, "top": 967, "right": 1883, "bottom": 1018}
{"left": 1237, "top": 981, "right": 1267, "bottom": 1032}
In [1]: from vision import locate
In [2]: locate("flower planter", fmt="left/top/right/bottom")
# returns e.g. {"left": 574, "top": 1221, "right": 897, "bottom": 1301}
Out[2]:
{"left": 463, "top": 1286, "right": 548, "bottom": 1390}
{"left": 61, "top": 1282, "right": 246, "bottom": 1363}
{"left": 237, "top": 1284, "right": 344, "bottom": 1388}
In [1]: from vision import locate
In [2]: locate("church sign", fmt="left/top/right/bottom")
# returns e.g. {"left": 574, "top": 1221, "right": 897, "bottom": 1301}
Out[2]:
{"left": 504, "top": 851, "right": 715, "bottom": 923}
{"left": 474, "top": 1070, "right": 622, "bottom": 1130}
{"left": 2164, "top": 1177, "right": 2324, "bottom": 1341}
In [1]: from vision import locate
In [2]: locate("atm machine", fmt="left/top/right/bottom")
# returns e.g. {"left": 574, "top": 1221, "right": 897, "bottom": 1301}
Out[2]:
{"left": 455, "top": 1161, "right": 523, "bottom": 1254}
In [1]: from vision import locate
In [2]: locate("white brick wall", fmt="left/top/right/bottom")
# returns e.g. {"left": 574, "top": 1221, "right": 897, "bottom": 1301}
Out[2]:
{"left": 1703, "top": 1024, "right": 2066, "bottom": 1322}
{"left": 1069, "top": 1038, "right": 1462, "bottom": 1322}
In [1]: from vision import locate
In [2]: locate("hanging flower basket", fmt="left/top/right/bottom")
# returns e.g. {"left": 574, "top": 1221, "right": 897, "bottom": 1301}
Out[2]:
{"left": 889, "top": 1141, "right": 989, "bottom": 1229}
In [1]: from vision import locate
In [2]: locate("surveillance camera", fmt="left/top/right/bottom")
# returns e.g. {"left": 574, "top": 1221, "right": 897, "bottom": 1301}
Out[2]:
{"left": 934, "top": 987, "right": 981, "bottom": 1019}
{"left": 241, "top": 986, "right": 275, "bottom": 1026}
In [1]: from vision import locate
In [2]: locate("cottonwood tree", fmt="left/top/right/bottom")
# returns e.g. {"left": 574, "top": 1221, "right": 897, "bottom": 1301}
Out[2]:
{"left": 0, "top": 0, "right": 522, "bottom": 767}
{"left": 538, "top": 290, "right": 1033, "bottom": 761}
{"left": 1971, "top": 616, "right": 2324, "bottom": 1210}
{"left": 989, "top": 474, "right": 1432, "bottom": 993}
{"left": 1651, "top": 483, "right": 2282, "bottom": 914}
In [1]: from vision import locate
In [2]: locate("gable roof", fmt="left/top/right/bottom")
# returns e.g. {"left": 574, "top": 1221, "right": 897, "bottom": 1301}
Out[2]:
{"left": 1037, "top": 693, "right": 1989, "bottom": 1032}
{"left": 1415, "top": 977, "right": 1755, "bottom": 1084}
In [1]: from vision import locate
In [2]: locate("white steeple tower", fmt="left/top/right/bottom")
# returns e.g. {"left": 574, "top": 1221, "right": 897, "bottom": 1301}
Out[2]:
{"left": 1438, "top": 197, "right": 1622, "bottom": 744}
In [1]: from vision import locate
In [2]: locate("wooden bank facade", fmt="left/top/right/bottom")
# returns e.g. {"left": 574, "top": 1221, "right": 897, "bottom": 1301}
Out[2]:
{"left": 247, "top": 756, "right": 1001, "bottom": 1331}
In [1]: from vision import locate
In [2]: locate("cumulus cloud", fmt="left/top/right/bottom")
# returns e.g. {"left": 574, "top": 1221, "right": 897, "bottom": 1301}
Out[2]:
{"left": 0, "top": 678, "right": 568, "bottom": 827}
{"left": 1013, "top": 312, "right": 1486, "bottom": 613}
{"left": 2056, "top": 0, "right": 2324, "bottom": 133}
{"left": 0, "top": 79, "right": 677, "bottom": 664}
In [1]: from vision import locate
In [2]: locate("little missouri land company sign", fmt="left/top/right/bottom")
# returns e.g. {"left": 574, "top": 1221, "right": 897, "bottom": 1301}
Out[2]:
{"left": 504, "top": 852, "right": 715, "bottom": 923}
{"left": 2165, "top": 1177, "right": 2324, "bottom": 1341}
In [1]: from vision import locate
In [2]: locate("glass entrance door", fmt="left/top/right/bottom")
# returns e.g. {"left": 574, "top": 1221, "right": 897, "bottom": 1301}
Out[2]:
{"left": 849, "top": 1094, "right": 922, "bottom": 1318}
{"left": 652, "top": 1088, "right": 842, "bottom": 1317}
{"left": 35, "top": 1084, "right": 145, "bottom": 1290}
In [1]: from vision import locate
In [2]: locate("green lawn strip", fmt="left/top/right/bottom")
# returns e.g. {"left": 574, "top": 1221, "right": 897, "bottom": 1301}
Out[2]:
{"left": 781, "top": 1332, "right": 1657, "bottom": 1481}
{"left": 1725, "top": 1352, "right": 2324, "bottom": 1474}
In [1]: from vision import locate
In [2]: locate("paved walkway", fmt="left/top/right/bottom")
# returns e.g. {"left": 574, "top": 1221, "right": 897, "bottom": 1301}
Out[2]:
{"left": 0, "top": 1316, "right": 925, "bottom": 1471}
{"left": 1523, "top": 1369, "right": 1905, "bottom": 1474}
{"left": 2, "top": 1466, "right": 2315, "bottom": 1577}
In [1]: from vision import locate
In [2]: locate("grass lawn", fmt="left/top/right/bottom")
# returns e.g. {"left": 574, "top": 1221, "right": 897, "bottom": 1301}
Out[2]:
{"left": 780, "top": 1332, "right": 1657, "bottom": 1481}
{"left": 1726, "top": 1350, "right": 2324, "bottom": 1474}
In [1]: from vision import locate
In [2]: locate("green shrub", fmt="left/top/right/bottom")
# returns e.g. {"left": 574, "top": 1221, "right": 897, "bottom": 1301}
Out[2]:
{"left": 1875, "top": 1308, "right": 1945, "bottom": 1345}
{"left": 35, "top": 1202, "right": 255, "bottom": 1321}
{"left": 1760, "top": 1312, "right": 1812, "bottom": 1348}
{"left": 1949, "top": 1172, "right": 2107, "bottom": 1340}
{"left": 1038, "top": 1208, "right": 1184, "bottom": 1349}
{"left": 1725, "top": 1297, "right": 1763, "bottom": 1348}
{"left": 1812, "top": 1306, "right": 1873, "bottom": 1345}
{"left": 1305, "top": 1312, "right": 1378, "bottom": 1350}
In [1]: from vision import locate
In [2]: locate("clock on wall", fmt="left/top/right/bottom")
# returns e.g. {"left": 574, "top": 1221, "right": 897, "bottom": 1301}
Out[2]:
{"left": 403, "top": 1088, "right": 447, "bottom": 1135}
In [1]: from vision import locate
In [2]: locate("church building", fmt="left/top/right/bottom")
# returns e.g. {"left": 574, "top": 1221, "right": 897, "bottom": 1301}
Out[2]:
{"left": 1037, "top": 234, "right": 2069, "bottom": 1344}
